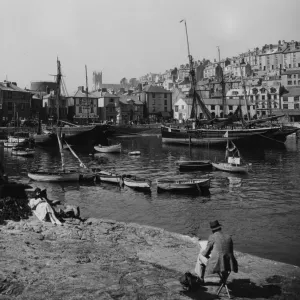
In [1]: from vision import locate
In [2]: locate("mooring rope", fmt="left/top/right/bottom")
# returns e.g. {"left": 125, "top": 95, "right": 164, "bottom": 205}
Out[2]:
{"left": 257, "top": 133, "right": 285, "bottom": 144}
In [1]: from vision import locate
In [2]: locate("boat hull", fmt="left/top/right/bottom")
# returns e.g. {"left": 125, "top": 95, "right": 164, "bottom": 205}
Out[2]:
{"left": 176, "top": 160, "right": 212, "bottom": 171}
{"left": 212, "top": 162, "right": 249, "bottom": 173}
{"left": 156, "top": 178, "right": 210, "bottom": 191}
{"left": 28, "top": 171, "right": 80, "bottom": 182}
{"left": 12, "top": 148, "right": 35, "bottom": 157}
{"left": 161, "top": 125, "right": 276, "bottom": 146}
{"left": 123, "top": 178, "right": 151, "bottom": 189}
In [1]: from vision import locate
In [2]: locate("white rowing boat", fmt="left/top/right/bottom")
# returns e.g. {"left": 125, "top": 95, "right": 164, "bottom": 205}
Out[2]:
{"left": 94, "top": 143, "right": 121, "bottom": 153}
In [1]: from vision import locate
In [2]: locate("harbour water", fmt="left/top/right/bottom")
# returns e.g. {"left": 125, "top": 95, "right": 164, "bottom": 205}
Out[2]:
{"left": 2, "top": 134, "right": 300, "bottom": 267}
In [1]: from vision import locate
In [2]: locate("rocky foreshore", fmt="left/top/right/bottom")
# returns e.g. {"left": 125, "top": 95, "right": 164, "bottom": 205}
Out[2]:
{"left": 1, "top": 216, "right": 300, "bottom": 300}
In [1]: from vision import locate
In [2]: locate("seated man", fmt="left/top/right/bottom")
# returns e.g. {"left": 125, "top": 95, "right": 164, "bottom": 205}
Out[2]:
{"left": 196, "top": 220, "right": 238, "bottom": 282}
{"left": 28, "top": 188, "right": 62, "bottom": 226}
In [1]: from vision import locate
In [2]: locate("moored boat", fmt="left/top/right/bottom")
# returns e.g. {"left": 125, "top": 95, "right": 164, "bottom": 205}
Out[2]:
{"left": 11, "top": 147, "right": 35, "bottom": 157}
{"left": 96, "top": 170, "right": 122, "bottom": 183}
{"left": 128, "top": 151, "right": 141, "bottom": 156}
{"left": 28, "top": 170, "right": 80, "bottom": 182}
{"left": 27, "top": 59, "right": 80, "bottom": 182}
{"left": 156, "top": 178, "right": 210, "bottom": 192}
{"left": 94, "top": 143, "right": 121, "bottom": 153}
{"left": 211, "top": 136, "right": 251, "bottom": 173}
{"left": 122, "top": 175, "right": 151, "bottom": 190}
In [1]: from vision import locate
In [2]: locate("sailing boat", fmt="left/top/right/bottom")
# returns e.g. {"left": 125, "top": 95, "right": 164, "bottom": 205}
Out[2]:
{"left": 161, "top": 21, "right": 284, "bottom": 146}
{"left": 211, "top": 131, "right": 251, "bottom": 173}
{"left": 28, "top": 59, "right": 80, "bottom": 182}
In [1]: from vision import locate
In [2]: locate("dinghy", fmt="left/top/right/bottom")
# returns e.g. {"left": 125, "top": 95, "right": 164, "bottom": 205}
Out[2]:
{"left": 128, "top": 151, "right": 141, "bottom": 156}
{"left": 122, "top": 175, "right": 151, "bottom": 190}
{"left": 156, "top": 178, "right": 210, "bottom": 192}
{"left": 96, "top": 170, "right": 123, "bottom": 184}
{"left": 94, "top": 143, "right": 121, "bottom": 153}
{"left": 11, "top": 147, "right": 35, "bottom": 157}
{"left": 176, "top": 160, "right": 212, "bottom": 171}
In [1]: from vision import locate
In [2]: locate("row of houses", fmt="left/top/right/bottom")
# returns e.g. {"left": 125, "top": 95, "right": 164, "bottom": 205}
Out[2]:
{"left": 0, "top": 81, "right": 173, "bottom": 126}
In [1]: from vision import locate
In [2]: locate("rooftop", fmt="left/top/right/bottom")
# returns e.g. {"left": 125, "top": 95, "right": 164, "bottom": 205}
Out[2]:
{"left": 142, "top": 85, "right": 172, "bottom": 93}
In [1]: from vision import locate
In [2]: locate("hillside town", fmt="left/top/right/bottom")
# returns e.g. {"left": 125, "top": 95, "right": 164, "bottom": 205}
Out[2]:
{"left": 0, "top": 39, "right": 300, "bottom": 127}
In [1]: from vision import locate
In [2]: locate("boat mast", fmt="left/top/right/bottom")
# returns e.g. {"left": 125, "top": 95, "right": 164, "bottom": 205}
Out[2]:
{"left": 239, "top": 59, "right": 250, "bottom": 121}
{"left": 217, "top": 46, "right": 226, "bottom": 117}
{"left": 56, "top": 58, "right": 62, "bottom": 125}
{"left": 180, "top": 19, "right": 211, "bottom": 121}
{"left": 56, "top": 58, "right": 65, "bottom": 172}
{"left": 181, "top": 19, "right": 197, "bottom": 119}
{"left": 85, "top": 65, "right": 89, "bottom": 124}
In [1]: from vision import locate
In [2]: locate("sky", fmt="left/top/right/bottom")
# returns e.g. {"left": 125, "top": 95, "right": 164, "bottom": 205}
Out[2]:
{"left": 0, "top": 0, "right": 299, "bottom": 92}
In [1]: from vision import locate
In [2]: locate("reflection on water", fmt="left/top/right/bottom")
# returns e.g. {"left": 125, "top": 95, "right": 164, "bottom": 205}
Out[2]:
{"left": 1, "top": 135, "right": 300, "bottom": 266}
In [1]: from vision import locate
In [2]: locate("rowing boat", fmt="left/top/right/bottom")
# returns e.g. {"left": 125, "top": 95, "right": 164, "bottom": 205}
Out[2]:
{"left": 94, "top": 143, "right": 121, "bottom": 153}
{"left": 122, "top": 175, "right": 151, "bottom": 190}
{"left": 156, "top": 178, "right": 210, "bottom": 191}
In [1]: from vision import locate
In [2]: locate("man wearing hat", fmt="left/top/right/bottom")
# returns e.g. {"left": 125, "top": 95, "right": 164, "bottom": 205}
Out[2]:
{"left": 196, "top": 220, "right": 238, "bottom": 282}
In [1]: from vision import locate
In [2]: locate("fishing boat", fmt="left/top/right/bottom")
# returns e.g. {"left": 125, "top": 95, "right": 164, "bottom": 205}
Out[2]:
{"left": 156, "top": 178, "right": 210, "bottom": 192}
{"left": 211, "top": 133, "right": 251, "bottom": 173}
{"left": 176, "top": 160, "right": 212, "bottom": 171}
{"left": 11, "top": 146, "right": 35, "bottom": 157}
{"left": 28, "top": 59, "right": 80, "bottom": 182}
{"left": 122, "top": 175, "right": 151, "bottom": 190}
{"left": 94, "top": 143, "right": 121, "bottom": 153}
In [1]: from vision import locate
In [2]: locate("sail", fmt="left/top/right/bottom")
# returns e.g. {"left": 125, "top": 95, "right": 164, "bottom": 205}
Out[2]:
{"left": 64, "top": 141, "right": 87, "bottom": 169}
{"left": 57, "top": 130, "right": 65, "bottom": 171}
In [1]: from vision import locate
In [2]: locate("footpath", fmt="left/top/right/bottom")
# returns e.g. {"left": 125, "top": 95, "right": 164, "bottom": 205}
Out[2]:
{"left": 0, "top": 217, "right": 300, "bottom": 300}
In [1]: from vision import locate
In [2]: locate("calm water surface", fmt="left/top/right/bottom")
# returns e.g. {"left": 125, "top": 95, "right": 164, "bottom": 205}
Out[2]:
{"left": 2, "top": 135, "right": 300, "bottom": 266}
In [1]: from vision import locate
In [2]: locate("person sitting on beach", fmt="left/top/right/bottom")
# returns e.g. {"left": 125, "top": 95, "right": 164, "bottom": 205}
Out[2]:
{"left": 28, "top": 188, "right": 62, "bottom": 226}
{"left": 195, "top": 220, "right": 238, "bottom": 283}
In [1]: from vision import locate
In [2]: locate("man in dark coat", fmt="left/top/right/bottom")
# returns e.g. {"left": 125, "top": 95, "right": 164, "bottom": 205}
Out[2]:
{"left": 197, "top": 220, "right": 238, "bottom": 282}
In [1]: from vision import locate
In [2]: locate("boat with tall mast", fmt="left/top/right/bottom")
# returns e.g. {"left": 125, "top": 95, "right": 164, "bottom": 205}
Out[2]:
{"left": 28, "top": 59, "right": 80, "bottom": 182}
{"left": 161, "top": 20, "right": 296, "bottom": 146}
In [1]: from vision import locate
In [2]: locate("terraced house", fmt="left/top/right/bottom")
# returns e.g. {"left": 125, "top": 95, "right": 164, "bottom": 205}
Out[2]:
{"left": 0, "top": 81, "right": 31, "bottom": 126}
{"left": 138, "top": 85, "right": 172, "bottom": 122}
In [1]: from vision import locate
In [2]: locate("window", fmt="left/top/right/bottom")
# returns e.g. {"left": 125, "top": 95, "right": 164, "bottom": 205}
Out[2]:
{"left": 295, "top": 96, "right": 300, "bottom": 101}
{"left": 181, "top": 105, "right": 184, "bottom": 109}
{"left": 152, "top": 93, "right": 155, "bottom": 98}
{"left": 298, "top": 63, "right": 300, "bottom": 67}
{"left": 247, "top": 105, "right": 251, "bottom": 111}
{"left": 274, "top": 95, "right": 277, "bottom": 100}
{"left": 164, "top": 107, "right": 167, "bottom": 112}
{"left": 298, "top": 80, "right": 300, "bottom": 85}
{"left": 294, "top": 74, "right": 298, "bottom": 78}
{"left": 228, "top": 105, "right": 233, "bottom": 110}
{"left": 79, "top": 106, "right": 82, "bottom": 113}
{"left": 262, "top": 95, "right": 265, "bottom": 100}
{"left": 164, "top": 93, "right": 167, "bottom": 98}
{"left": 294, "top": 81, "right": 297, "bottom": 85}
{"left": 220, "top": 105, "right": 223, "bottom": 110}
{"left": 164, "top": 100, "right": 167, "bottom": 106}
{"left": 7, "top": 102, "right": 13, "bottom": 110}
{"left": 287, "top": 75, "right": 292, "bottom": 79}
{"left": 91, "top": 106, "right": 94, "bottom": 113}
{"left": 289, "top": 64, "right": 291, "bottom": 68}
{"left": 262, "top": 111, "right": 266, "bottom": 115}
{"left": 211, "top": 105, "right": 215, "bottom": 110}
{"left": 79, "top": 99, "right": 82, "bottom": 105}
{"left": 20, "top": 104, "right": 24, "bottom": 111}
{"left": 288, "top": 81, "right": 292, "bottom": 85}
{"left": 295, "top": 104, "right": 299, "bottom": 109}
{"left": 232, "top": 91, "right": 238, "bottom": 95}
{"left": 283, "top": 104, "right": 288, "bottom": 109}
{"left": 253, "top": 105, "right": 255, "bottom": 109}
{"left": 110, "top": 98, "right": 114, "bottom": 103}
{"left": 175, "top": 105, "right": 178, "bottom": 112}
